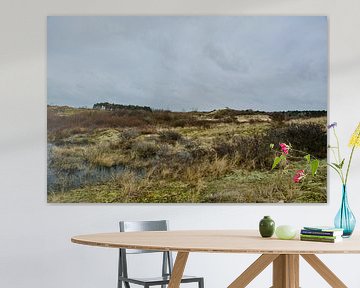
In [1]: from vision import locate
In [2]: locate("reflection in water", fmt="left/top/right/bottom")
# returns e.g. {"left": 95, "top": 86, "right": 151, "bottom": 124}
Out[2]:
{"left": 47, "top": 144, "right": 126, "bottom": 193}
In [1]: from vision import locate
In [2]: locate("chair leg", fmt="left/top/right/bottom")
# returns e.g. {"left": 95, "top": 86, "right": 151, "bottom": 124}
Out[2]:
{"left": 198, "top": 278, "right": 204, "bottom": 288}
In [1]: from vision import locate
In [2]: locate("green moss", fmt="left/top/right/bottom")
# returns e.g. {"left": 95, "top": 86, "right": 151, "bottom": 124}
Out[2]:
{"left": 47, "top": 179, "right": 200, "bottom": 203}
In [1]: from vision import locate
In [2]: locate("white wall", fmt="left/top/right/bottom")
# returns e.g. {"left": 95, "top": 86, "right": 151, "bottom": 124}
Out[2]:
{"left": 1, "top": 0, "right": 360, "bottom": 287}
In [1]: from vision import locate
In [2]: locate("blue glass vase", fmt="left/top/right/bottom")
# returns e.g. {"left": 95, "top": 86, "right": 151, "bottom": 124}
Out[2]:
{"left": 334, "top": 185, "right": 356, "bottom": 237}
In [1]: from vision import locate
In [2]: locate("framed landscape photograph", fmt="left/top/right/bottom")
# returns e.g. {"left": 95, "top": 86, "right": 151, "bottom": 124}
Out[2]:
{"left": 47, "top": 16, "right": 328, "bottom": 203}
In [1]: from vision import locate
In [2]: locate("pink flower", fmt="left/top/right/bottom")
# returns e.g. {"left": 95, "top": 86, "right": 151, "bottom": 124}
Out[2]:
{"left": 293, "top": 170, "right": 306, "bottom": 183}
{"left": 279, "top": 143, "right": 289, "bottom": 155}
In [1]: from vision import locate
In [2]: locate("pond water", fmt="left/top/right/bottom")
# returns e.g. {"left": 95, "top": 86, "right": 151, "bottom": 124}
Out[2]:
{"left": 47, "top": 144, "right": 127, "bottom": 193}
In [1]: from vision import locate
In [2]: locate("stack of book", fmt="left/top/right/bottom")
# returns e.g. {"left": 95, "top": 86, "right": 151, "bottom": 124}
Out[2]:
{"left": 300, "top": 226, "right": 344, "bottom": 243}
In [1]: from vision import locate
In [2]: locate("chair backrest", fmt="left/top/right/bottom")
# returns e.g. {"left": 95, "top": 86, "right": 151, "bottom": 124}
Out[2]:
{"left": 118, "top": 220, "right": 173, "bottom": 282}
{"left": 119, "top": 220, "right": 169, "bottom": 254}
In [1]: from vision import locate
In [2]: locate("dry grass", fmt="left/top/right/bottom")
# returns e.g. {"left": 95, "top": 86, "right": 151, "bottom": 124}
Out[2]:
{"left": 47, "top": 105, "right": 327, "bottom": 203}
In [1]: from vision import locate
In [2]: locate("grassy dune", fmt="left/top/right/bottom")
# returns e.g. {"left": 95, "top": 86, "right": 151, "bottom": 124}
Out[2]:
{"left": 47, "top": 105, "right": 327, "bottom": 203}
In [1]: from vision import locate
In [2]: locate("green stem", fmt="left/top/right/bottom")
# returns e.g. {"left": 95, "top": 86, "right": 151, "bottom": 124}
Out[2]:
{"left": 273, "top": 151, "right": 317, "bottom": 162}
{"left": 333, "top": 128, "right": 342, "bottom": 164}
{"left": 328, "top": 163, "right": 345, "bottom": 184}
{"left": 331, "top": 127, "right": 346, "bottom": 183}
{"left": 345, "top": 145, "right": 356, "bottom": 185}
{"left": 329, "top": 147, "right": 344, "bottom": 181}
{"left": 290, "top": 148, "right": 311, "bottom": 156}
{"left": 288, "top": 148, "right": 320, "bottom": 163}
{"left": 330, "top": 147, "right": 339, "bottom": 164}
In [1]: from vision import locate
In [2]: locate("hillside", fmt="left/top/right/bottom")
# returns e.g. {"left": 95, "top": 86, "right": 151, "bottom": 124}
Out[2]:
{"left": 47, "top": 105, "right": 327, "bottom": 203}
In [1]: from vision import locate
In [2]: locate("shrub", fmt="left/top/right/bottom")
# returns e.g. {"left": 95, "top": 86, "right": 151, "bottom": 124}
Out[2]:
{"left": 48, "top": 109, "right": 149, "bottom": 136}
{"left": 169, "top": 119, "right": 188, "bottom": 128}
{"left": 121, "top": 129, "right": 140, "bottom": 140}
{"left": 132, "top": 142, "right": 159, "bottom": 159}
{"left": 174, "top": 151, "right": 193, "bottom": 163}
{"left": 212, "top": 140, "right": 234, "bottom": 157}
{"left": 232, "top": 136, "right": 273, "bottom": 169}
{"left": 188, "top": 145, "right": 214, "bottom": 160}
{"left": 266, "top": 123, "right": 326, "bottom": 158}
{"left": 269, "top": 112, "right": 287, "bottom": 124}
{"left": 211, "top": 135, "right": 274, "bottom": 170}
{"left": 159, "top": 130, "right": 183, "bottom": 143}
{"left": 156, "top": 144, "right": 172, "bottom": 159}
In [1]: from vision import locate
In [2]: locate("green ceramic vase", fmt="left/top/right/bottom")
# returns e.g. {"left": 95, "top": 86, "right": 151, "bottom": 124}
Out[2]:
{"left": 259, "top": 216, "right": 275, "bottom": 238}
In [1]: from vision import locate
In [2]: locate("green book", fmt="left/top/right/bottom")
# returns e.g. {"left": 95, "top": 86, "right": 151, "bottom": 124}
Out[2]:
{"left": 300, "top": 236, "right": 342, "bottom": 243}
{"left": 303, "top": 226, "right": 344, "bottom": 233}
{"left": 300, "top": 234, "right": 339, "bottom": 240}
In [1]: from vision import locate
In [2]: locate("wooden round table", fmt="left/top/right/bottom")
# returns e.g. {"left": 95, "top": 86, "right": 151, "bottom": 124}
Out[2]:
{"left": 72, "top": 230, "right": 360, "bottom": 288}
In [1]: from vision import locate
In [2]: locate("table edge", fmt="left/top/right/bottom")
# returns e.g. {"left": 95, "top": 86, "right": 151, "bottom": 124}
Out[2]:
{"left": 71, "top": 235, "right": 360, "bottom": 255}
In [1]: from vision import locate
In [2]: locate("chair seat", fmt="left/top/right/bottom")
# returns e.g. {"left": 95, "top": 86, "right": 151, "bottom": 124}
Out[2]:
{"left": 119, "top": 274, "right": 203, "bottom": 286}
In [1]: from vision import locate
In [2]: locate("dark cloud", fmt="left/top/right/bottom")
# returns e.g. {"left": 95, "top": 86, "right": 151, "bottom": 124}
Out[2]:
{"left": 204, "top": 44, "right": 249, "bottom": 73}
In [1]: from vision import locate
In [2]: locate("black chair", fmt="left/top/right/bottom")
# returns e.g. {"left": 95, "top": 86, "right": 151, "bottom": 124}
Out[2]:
{"left": 118, "top": 220, "right": 204, "bottom": 288}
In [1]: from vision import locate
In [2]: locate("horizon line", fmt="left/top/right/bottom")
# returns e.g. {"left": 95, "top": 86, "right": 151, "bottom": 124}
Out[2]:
{"left": 47, "top": 104, "right": 327, "bottom": 113}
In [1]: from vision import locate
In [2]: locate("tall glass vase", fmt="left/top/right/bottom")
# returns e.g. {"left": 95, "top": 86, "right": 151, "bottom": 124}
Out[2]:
{"left": 334, "top": 185, "right": 356, "bottom": 237}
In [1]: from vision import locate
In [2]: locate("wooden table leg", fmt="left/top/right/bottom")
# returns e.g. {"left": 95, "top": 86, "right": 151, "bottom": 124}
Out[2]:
{"left": 228, "top": 254, "right": 279, "bottom": 288}
{"left": 273, "top": 254, "right": 286, "bottom": 288}
{"left": 288, "top": 255, "right": 299, "bottom": 288}
{"left": 168, "top": 252, "right": 189, "bottom": 288}
{"left": 229, "top": 253, "right": 347, "bottom": 288}
{"left": 272, "top": 254, "right": 299, "bottom": 288}
{"left": 301, "top": 254, "right": 347, "bottom": 288}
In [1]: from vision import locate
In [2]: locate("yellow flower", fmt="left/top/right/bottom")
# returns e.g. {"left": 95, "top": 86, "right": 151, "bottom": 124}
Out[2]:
{"left": 349, "top": 122, "right": 360, "bottom": 147}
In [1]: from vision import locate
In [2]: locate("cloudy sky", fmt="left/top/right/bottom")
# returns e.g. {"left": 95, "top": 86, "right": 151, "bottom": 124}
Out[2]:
{"left": 47, "top": 16, "right": 327, "bottom": 111}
